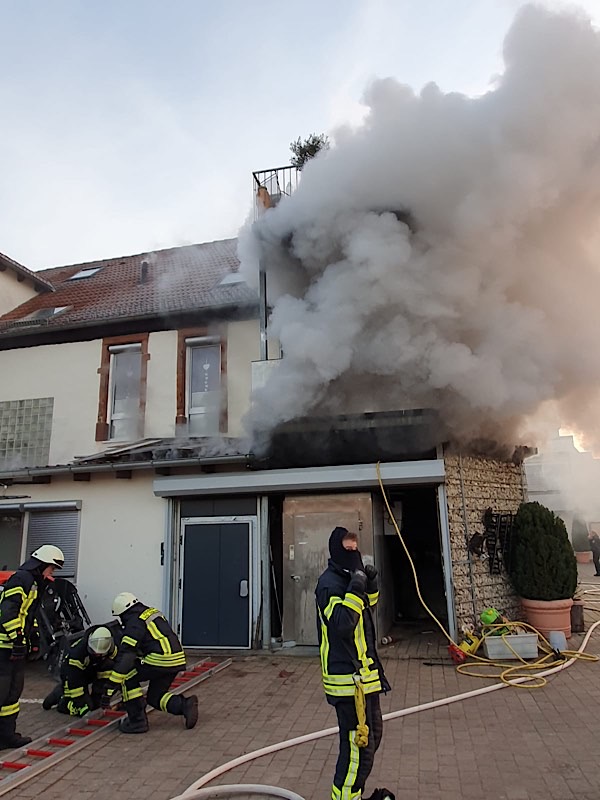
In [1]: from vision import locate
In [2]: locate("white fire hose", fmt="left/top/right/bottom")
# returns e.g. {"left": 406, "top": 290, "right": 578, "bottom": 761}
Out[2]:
{"left": 170, "top": 618, "right": 600, "bottom": 800}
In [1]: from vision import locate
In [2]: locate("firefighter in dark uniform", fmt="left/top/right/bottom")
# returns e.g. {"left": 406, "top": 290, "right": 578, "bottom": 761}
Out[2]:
{"left": 316, "top": 527, "right": 394, "bottom": 800}
{"left": 102, "top": 593, "right": 198, "bottom": 733}
{"left": 0, "top": 544, "right": 65, "bottom": 749}
{"left": 42, "top": 625, "right": 118, "bottom": 716}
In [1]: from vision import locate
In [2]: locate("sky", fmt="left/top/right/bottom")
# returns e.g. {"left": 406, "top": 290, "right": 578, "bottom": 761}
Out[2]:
{"left": 0, "top": 0, "right": 598, "bottom": 270}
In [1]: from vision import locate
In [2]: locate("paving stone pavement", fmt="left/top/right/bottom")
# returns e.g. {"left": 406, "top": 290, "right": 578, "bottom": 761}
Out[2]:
{"left": 3, "top": 576, "right": 600, "bottom": 800}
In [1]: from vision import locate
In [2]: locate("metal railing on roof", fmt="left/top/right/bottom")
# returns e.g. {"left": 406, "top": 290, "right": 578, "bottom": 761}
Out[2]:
{"left": 252, "top": 166, "right": 300, "bottom": 220}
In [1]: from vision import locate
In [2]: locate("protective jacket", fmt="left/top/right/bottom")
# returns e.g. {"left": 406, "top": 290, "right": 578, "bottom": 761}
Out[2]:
{"left": 109, "top": 603, "right": 186, "bottom": 687}
{"left": 0, "top": 559, "right": 44, "bottom": 652}
{"left": 316, "top": 559, "right": 389, "bottom": 703}
{"left": 62, "top": 627, "right": 118, "bottom": 713}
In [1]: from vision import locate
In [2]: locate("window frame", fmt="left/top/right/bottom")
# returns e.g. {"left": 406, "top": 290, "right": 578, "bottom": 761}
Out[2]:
{"left": 96, "top": 334, "right": 149, "bottom": 442}
{"left": 176, "top": 328, "right": 227, "bottom": 434}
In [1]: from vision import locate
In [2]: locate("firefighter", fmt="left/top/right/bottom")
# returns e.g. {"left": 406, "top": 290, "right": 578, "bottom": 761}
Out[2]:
{"left": 0, "top": 544, "right": 65, "bottom": 749}
{"left": 315, "top": 527, "right": 393, "bottom": 800}
{"left": 102, "top": 593, "right": 198, "bottom": 734}
{"left": 42, "top": 625, "right": 117, "bottom": 716}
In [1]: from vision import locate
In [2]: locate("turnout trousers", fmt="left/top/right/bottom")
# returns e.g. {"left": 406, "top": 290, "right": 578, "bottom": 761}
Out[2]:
{"left": 0, "top": 651, "right": 25, "bottom": 740}
{"left": 332, "top": 694, "right": 383, "bottom": 800}
{"left": 121, "top": 661, "right": 185, "bottom": 715}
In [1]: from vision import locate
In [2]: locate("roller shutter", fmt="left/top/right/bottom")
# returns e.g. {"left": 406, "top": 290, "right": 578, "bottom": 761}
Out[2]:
{"left": 26, "top": 510, "right": 80, "bottom": 579}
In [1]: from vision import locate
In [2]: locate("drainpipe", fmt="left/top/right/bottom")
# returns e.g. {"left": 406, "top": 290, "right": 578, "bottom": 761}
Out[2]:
{"left": 259, "top": 268, "right": 268, "bottom": 361}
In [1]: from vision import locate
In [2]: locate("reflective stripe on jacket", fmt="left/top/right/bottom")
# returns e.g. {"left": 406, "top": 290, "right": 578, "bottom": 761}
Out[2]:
{"left": 0, "top": 561, "right": 42, "bottom": 650}
{"left": 109, "top": 603, "right": 186, "bottom": 684}
{"left": 315, "top": 560, "right": 389, "bottom": 700}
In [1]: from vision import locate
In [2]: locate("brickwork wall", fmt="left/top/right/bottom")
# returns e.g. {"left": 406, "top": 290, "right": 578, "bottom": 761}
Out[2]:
{"left": 444, "top": 453, "right": 526, "bottom": 632}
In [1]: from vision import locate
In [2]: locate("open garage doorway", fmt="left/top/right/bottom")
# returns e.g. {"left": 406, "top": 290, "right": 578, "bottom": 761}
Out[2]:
{"left": 375, "top": 486, "right": 448, "bottom": 650}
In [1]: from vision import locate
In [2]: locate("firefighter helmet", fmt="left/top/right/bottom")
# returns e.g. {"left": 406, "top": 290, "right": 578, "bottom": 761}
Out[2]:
{"left": 112, "top": 592, "right": 139, "bottom": 616}
{"left": 87, "top": 626, "right": 113, "bottom": 656}
{"left": 31, "top": 544, "right": 64, "bottom": 568}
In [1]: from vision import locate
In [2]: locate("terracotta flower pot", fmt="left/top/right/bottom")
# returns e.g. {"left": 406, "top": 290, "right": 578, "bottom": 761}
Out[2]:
{"left": 575, "top": 551, "right": 593, "bottom": 564}
{"left": 520, "top": 597, "right": 574, "bottom": 638}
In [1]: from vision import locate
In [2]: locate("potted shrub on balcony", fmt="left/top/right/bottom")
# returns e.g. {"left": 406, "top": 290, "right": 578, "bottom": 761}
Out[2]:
{"left": 572, "top": 517, "right": 592, "bottom": 564}
{"left": 509, "top": 502, "right": 578, "bottom": 637}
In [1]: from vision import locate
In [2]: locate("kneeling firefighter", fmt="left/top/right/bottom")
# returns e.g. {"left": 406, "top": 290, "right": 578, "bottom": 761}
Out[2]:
{"left": 0, "top": 544, "right": 65, "bottom": 749}
{"left": 42, "top": 625, "right": 117, "bottom": 716}
{"left": 315, "top": 527, "right": 394, "bottom": 800}
{"left": 102, "top": 593, "right": 198, "bottom": 734}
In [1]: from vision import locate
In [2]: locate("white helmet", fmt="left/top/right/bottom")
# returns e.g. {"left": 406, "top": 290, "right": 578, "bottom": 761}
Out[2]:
{"left": 112, "top": 592, "right": 139, "bottom": 616}
{"left": 87, "top": 626, "right": 113, "bottom": 656}
{"left": 31, "top": 544, "right": 64, "bottom": 568}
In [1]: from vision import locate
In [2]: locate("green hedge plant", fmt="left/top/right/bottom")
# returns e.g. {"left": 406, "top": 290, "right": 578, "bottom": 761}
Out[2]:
{"left": 509, "top": 502, "right": 578, "bottom": 601}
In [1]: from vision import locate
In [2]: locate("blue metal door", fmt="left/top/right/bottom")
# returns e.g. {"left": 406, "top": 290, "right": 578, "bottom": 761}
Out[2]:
{"left": 181, "top": 521, "right": 250, "bottom": 647}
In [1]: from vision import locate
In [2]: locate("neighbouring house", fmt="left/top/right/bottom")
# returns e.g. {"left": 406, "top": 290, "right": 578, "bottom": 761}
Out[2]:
{"left": 0, "top": 177, "right": 529, "bottom": 651}
{"left": 525, "top": 431, "right": 600, "bottom": 542}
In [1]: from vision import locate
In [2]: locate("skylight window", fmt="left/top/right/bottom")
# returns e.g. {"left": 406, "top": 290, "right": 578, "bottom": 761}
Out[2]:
{"left": 68, "top": 267, "right": 102, "bottom": 280}
{"left": 219, "top": 272, "right": 244, "bottom": 286}
{"left": 26, "top": 306, "right": 69, "bottom": 321}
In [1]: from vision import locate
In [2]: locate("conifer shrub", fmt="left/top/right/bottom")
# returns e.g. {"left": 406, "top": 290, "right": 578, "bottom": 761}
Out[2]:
{"left": 571, "top": 517, "right": 590, "bottom": 552}
{"left": 509, "top": 502, "right": 577, "bottom": 601}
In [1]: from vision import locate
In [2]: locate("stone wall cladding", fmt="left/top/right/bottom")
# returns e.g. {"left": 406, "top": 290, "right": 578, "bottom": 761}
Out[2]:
{"left": 444, "top": 453, "right": 526, "bottom": 632}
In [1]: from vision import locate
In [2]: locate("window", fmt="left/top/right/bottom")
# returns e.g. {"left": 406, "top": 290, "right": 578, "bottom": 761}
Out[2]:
{"left": 108, "top": 344, "right": 143, "bottom": 440}
{"left": 0, "top": 505, "right": 80, "bottom": 577}
{"left": 96, "top": 335, "right": 149, "bottom": 442}
{"left": 176, "top": 330, "right": 226, "bottom": 435}
{"left": 0, "top": 397, "right": 54, "bottom": 470}
{"left": 67, "top": 267, "right": 102, "bottom": 280}
{"left": 0, "top": 513, "right": 23, "bottom": 571}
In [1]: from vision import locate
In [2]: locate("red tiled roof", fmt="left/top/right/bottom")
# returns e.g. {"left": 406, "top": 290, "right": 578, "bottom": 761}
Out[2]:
{"left": 0, "top": 238, "right": 256, "bottom": 334}
{"left": 0, "top": 251, "right": 55, "bottom": 293}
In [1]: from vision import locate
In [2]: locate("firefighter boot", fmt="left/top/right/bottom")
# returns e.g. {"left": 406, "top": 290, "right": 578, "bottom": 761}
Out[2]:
{"left": 0, "top": 717, "right": 32, "bottom": 750}
{"left": 42, "top": 683, "right": 63, "bottom": 710}
{"left": 119, "top": 699, "right": 149, "bottom": 734}
{"left": 182, "top": 694, "right": 198, "bottom": 729}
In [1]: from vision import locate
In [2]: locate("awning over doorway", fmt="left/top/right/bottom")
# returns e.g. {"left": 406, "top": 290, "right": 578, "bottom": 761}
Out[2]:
{"left": 153, "top": 459, "right": 445, "bottom": 497}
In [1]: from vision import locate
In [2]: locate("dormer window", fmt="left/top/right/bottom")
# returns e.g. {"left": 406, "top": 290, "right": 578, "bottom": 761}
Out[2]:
{"left": 68, "top": 267, "right": 102, "bottom": 280}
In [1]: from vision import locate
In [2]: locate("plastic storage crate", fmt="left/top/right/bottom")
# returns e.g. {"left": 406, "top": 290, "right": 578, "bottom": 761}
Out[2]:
{"left": 482, "top": 633, "right": 539, "bottom": 660}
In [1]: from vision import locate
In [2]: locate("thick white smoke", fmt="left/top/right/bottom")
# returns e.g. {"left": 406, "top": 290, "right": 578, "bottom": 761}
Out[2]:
{"left": 239, "top": 5, "right": 600, "bottom": 453}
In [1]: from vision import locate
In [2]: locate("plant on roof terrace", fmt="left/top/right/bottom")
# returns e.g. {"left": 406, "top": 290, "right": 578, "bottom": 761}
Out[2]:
{"left": 289, "top": 133, "right": 330, "bottom": 170}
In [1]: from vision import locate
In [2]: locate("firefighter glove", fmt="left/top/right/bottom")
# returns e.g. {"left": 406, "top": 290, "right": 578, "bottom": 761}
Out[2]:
{"left": 348, "top": 569, "right": 367, "bottom": 597}
{"left": 100, "top": 687, "right": 115, "bottom": 709}
{"left": 365, "top": 564, "right": 378, "bottom": 593}
{"left": 10, "top": 634, "right": 27, "bottom": 662}
{"left": 28, "top": 629, "right": 41, "bottom": 658}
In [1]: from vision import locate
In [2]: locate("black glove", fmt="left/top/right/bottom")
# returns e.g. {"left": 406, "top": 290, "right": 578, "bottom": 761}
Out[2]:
{"left": 365, "top": 565, "right": 379, "bottom": 593}
{"left": 28, "top": 629, "right": 41, "bottom": 659}
{"left": 348, "top": 569, "right": 367, "bottom": 597}
{"left": 100, "top": 687, "right": 115, "bottom": 709}
{"left": 10, "top": 634, "right": 27, "bottom": 662}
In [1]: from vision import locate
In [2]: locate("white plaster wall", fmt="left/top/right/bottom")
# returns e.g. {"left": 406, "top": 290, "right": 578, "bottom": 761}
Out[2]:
{"left": 0, "top": 339, "right": 102, "bottom": 464}
{"left": 0, "top": 271, "right": 38, "bottom": 316}
{"left": 0, "top": 321, "right": 258, "bottom": 466}
{"left": 226, "top": 319, "right": 260, "bottom": 436}
{"left": 145, "top": 330, "right": 177, "bottom": 437}
{"left": 0, "top": 473, "right": 166, "bottom": 624}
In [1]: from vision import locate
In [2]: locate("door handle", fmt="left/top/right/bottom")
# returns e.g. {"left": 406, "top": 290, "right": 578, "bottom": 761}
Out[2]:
{"left": 239, "top": 580, "right": 249, "bottom": 598}
{"left": 290, "top": 575, "right": 300, "bottom": 583}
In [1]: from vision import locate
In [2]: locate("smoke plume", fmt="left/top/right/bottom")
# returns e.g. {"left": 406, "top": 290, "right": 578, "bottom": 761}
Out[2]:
{"left": 239, "top": 5, "right": 600, "bottom": 453}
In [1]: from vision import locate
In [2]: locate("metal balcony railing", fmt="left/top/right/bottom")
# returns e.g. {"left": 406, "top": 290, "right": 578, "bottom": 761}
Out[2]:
{"left": 252, "top": 166, "right": 300, "bottom": 220}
